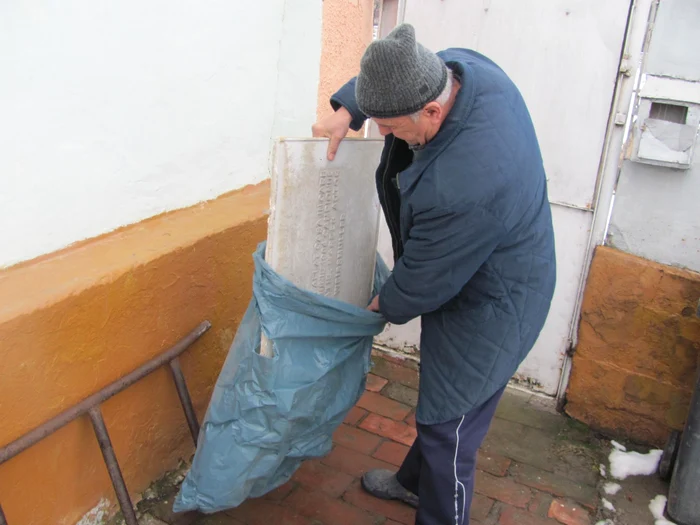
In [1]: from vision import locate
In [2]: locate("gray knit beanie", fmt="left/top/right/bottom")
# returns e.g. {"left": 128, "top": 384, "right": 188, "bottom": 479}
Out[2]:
{"left": 355, "top": 23, "right": 447, "bottom": 119}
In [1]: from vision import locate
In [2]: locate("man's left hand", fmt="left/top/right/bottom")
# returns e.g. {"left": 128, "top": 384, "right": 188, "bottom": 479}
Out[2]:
{"left": 367, "top": 295, "right": 380, "bottom": 312}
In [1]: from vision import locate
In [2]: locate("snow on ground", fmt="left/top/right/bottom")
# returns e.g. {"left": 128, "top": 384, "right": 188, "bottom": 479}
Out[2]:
{"left": 604, "top": 482, "right": 622, "bottom": 495}
{"left": 649, "top": 495, "right": 676, "bottom": 525}
{"left": 611, "top": 440, "right": 627, "bottom": 451}
{"left": 598, "top": 441, "right": 671, "bottom": 524}
{"left": 609, "top": 447, "right": 663, "bottom": 480}
{"left": 602, "top": 498, "right": 616, "bottom": 511}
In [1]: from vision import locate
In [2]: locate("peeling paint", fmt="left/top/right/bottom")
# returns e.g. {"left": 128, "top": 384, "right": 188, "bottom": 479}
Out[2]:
{"left": 75, "top": 498, "right": 112, "bottom": 525}
{"left": 510, "top": 373, "right": 546, "bottom": 393}
{"left": 638, "top": 119, "right": 696, "bottom": 165}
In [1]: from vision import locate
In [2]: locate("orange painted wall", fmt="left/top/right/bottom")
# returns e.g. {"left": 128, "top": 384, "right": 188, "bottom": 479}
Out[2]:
{"left": 317, "top": 0, "right": 375, "bottom": 136}
{"left": 566, "top": 246, "right": 700, "bottom": 446}
{"left": 0, "top": 183, "right": 269, "bottom": 524}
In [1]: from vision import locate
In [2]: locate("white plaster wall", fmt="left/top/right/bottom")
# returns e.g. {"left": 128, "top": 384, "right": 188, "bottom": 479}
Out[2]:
{"left": 0, "top": 0, "right": 322, "bottom": 268}
{"left": 608, "top": 158, "right": 700, "bottom": 272}
{"left": 645, "top": 0, "right": 700, "bottom": 82}
{"left": 607, "top": 0, "right": 700, "bottom": 272}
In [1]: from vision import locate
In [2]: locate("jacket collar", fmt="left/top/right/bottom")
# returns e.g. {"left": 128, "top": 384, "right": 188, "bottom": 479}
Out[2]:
{"left": 398, "top": 60, "right": 476, "bottom": 191}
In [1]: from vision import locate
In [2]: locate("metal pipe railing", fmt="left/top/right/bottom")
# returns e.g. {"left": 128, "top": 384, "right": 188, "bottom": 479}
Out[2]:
{"left": 89, "top": 406, "right": 139, "bottom": 525}
{"left": 0, "top": 320, "right": 211, "bottom": 525}
{"left": 169, "top": 357, "right": 201, "bottom": 445}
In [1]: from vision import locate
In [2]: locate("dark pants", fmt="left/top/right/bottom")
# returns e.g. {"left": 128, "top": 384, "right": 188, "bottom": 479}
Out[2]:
{"left": 396, "top": 386, "right": 506, "bottom": 525}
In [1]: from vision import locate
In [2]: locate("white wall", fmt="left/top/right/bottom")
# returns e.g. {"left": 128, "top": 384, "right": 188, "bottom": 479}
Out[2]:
{"left": 607, "top": 0, "right": 700, "bottom": 273}
{"left": 608, "top": 157, "right": 700, "bottom": 272}
{"left": 0, "top": 0, "right": 322, "bottom": 268}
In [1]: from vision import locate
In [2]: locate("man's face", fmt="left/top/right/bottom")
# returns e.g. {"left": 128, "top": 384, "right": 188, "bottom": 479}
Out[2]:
{"left": 373, "top": 115, "right": 427, "bottom": 146}
{"left": 373, "top": 102, "right": 444, "bottom": 147}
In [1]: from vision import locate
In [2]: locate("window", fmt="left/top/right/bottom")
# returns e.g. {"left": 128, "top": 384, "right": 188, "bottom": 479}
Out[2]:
{"left": 649, "top": 102, "right": 688, "bottom": 124}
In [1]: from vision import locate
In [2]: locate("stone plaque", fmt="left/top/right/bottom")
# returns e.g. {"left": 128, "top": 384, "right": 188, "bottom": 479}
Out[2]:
{"left": 261, "top": 138, "right": 384, "bottom": 356}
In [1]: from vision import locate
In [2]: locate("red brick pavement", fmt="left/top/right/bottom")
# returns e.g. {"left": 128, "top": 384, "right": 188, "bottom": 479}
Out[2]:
{"left": 188, "top": 353, "right": 596, "bottom": 525}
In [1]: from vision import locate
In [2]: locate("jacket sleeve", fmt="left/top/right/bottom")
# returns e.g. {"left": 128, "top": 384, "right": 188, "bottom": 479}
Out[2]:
{"left": 378, "top": 203, "right": 506, "bottom": 324}
{"left": 329, "top": 77, "right": 367, "bottom": 132}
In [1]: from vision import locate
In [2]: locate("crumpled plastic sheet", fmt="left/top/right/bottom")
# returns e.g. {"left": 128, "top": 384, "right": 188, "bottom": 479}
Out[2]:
{"left": 173, "top": 241, "right": 389, "bottom": 513}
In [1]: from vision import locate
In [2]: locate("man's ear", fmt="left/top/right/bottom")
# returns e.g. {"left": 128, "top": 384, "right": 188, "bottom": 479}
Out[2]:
{"left": 423, "top": 101, "right": 442, "bottom": 122}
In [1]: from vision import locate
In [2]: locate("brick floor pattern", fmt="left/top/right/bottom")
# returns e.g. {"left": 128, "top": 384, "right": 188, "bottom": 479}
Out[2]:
{"left": 156, "top": 353, "right": 599, "bottom": 525}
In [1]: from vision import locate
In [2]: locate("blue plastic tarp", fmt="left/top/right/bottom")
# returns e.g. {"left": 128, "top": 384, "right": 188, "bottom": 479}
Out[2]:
{"left": 173, "top": 241, "right": 389, "bottom": 513}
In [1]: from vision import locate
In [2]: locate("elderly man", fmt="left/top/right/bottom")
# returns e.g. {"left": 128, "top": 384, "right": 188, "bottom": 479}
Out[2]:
{"left": 312, "top": 23, "right": 556, "bottom": 524}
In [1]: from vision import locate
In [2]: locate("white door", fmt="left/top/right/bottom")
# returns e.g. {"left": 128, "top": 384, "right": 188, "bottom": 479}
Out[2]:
{"left": 373, "top": 0, "right": 636, "bottom": 395}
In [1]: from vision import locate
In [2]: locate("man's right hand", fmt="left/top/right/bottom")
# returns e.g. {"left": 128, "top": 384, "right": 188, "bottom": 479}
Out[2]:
{"left": 311, "top": 106, "right": 353, "bottom": 161}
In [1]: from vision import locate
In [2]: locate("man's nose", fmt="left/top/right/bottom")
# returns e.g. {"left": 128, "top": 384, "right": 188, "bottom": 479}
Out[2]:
{"left": 378, "top": 125, "right": 391, "bottom": 136}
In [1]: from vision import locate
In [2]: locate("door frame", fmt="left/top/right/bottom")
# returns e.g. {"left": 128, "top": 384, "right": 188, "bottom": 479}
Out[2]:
{"left": 554, "top": 0, "right": 657, "bottom": 402}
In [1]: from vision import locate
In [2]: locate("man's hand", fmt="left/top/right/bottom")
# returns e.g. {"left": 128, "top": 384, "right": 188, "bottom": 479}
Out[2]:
{"left": 311, "top": 107, "right": 353, "bottom": 161}
{"left": 367, "top": 294, "right": 380, "bottom": 312}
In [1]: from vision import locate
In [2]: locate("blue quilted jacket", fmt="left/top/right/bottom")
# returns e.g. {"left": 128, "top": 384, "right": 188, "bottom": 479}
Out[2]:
{"left": 331, "top": 48, "right": 556, "bottom": 425}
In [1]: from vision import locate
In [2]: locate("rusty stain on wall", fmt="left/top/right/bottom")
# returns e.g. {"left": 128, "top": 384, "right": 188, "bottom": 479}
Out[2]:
{"left": 0, "top": 182, "right": 269, "bottom": 525}
{"left": 566, "top": 246, "right": 700, "bottom": 446}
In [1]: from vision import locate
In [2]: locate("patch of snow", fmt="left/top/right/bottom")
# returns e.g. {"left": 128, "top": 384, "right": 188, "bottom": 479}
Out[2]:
{"left": 600, "top": 463, "right": 607, "bottom": 477}
{"left": 649, "top": 495, "right": 677, "bottom": 525}
{"left": 602, "top": 498, "right": 616, "bottom": 511}
{"left": 611, "top": 440, "right": 627, "bottom": 451}
{"left": 604, "top": 482, "right": 622, "bottom": 495}
{"left": 75, "top": 498, "right": 111, "bottom": 525}
{"left": 609, "top": 448, "right": 663, "bottom": 480}
{"left": 650, "top": 495, "right": 667, "bottom": 519}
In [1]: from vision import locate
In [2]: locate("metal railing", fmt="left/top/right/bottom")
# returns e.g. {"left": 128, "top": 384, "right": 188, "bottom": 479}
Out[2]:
{"left": 0, "top": 321, "right": 211, "bottom": 525}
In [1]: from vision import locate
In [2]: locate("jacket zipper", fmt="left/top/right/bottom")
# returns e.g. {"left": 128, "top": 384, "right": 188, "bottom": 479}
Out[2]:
{"left": 381, "top": 136, "right": 401, "bottom": 259}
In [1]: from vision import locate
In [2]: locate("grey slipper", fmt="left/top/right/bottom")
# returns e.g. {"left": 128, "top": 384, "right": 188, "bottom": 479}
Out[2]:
{"left": 361, "top": 469, "right": 419, "bottom": 508}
